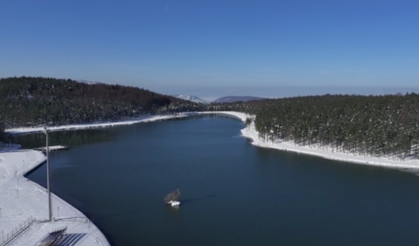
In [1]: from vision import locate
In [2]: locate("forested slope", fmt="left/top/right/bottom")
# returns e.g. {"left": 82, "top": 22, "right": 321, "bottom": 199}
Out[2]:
{"left": 253, "top": 94, "right": 419, "bottom": 159}
{"left": 2, "top": 76, "right": 418, "bottom": 160}
{"left": 0, "top": 77, "right": 196, "bottom": 128}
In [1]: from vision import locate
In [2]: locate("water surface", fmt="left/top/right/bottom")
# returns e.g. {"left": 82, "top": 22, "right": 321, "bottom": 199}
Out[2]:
{"left": 17, "top": 115, "right": 419, "bottom": 246}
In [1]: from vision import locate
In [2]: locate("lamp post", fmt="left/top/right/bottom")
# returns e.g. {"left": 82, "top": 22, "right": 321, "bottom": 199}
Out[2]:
{"left": 44, "top": 126, "right": 53, "bottom": 222}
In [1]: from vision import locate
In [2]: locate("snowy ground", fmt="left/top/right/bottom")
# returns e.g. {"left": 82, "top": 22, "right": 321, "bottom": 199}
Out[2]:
{"left": 2, "top": 111, "right": 419, "bottom": 245}
{"left": 0, "top": 148, "right": 109, "bottom": 246}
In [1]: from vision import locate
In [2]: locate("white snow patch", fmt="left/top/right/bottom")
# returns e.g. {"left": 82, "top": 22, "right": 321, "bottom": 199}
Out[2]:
{"left": 35, "top": 145, "right": 68, "bottom": 152}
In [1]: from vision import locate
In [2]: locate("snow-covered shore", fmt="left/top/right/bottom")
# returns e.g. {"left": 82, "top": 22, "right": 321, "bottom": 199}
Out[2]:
{"left": 5, "top": 112, "right": 244, "bottom": 135}
{"left": 5, "top": 114, "right": 200, "bottom": 134}
{"left": 6, "top": 111, "right": 419, "bottom": 170}
{"left": 240, "top": 119, "right": 419, "bottom": 170}
{"left": 210, "top": 112, "right": 419, "bottom": 170}
{"left": 0, "top": 148, "right": 109, "bottom": 246}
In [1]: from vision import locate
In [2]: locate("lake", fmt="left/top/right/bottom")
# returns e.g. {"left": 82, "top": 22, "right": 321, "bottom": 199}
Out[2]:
{"left": 15, "top": 115, "right": 419, "bottom": 246}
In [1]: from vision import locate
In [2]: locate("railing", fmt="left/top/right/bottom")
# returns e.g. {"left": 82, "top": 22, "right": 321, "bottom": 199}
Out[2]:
{"left": 36, "top": 227, "right": 67, "bottom": 246}
{"left": 0, "top": 216, "right": 36, "bottom": 246}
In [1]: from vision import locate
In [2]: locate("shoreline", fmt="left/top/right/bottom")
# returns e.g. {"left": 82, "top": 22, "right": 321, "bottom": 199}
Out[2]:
{"left": 234, "top": 116, "right": 419, "bottom": 171}
{"left": 5, "top": 113, "right": 201, "bottom": 134}
{"left": 201, "top": 112, "right": 419, "bottom": 170}
{"left": 211, "top": 112, "right": 419, "bottom": 170}
{"left": 0, "top": 148, "right": 110, "bottom": 246}
{"left": 6, "top": 111, "right": 419, "bottom": 170}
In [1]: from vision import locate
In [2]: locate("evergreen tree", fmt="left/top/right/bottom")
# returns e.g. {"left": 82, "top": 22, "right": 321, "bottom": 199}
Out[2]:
{"left": 251, "top": 94, "right": 419, "bottom": 159}
{"left": 0, "top": 76, "right": 198, "bottom": 127}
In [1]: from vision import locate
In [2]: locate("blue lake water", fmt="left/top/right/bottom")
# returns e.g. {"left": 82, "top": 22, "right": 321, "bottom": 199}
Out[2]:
{"left": 17, "top": 115, "right": 419, "bottom": 246}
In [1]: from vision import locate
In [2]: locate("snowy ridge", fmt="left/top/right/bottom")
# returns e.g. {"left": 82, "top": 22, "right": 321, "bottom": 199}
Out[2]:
{"left": 174, "top": 94, "right": 208, "bottom": 104}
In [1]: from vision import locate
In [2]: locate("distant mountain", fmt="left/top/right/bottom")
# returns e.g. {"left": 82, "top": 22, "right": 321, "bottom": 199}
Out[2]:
{"left": 212, "top": 96, "right": 266, "bottom": 103}
{"left": 174, "top": 94, "right": 207, "bottom": 104}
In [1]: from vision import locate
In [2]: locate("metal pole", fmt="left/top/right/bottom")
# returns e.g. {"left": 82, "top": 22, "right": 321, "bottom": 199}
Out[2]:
{"left": 45, "top": 127, "right": 53, "bottom": 222}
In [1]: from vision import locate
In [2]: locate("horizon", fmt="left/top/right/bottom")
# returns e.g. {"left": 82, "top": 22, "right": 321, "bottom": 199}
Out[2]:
{"left": 147, "top": 84, "right": 419, "bottom": 102}
{"left": 2, "top": 76, "right": 419, "bottom": 102}
{"left": 1, "top": 1, "right": 419, "bottom": 99}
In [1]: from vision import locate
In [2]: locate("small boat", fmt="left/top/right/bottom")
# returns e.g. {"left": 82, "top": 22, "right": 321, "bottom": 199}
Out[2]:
{"left": 167, "top": 200, "right": 181, "bottom": 207}
{"left": 164, "top": 189, "right": 181, "bottom": 207}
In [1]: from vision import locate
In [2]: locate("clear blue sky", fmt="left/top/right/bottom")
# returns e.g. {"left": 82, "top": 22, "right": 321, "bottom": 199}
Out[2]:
{"left": 1, "top": 0, "right": 418, "bottom": 100}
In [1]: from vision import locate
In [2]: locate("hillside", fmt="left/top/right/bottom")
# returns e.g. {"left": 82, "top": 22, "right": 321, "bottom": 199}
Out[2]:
{"left": 0, "top": 77, "right": 197, "bottom": 128}
{"left": 203, "top": 93, "right": 419, "bottom": 159}
{"left": 252, "top": 94, "right": 419, "bottom": 160}
{"left": 2, "top": 77, "right": 418, "bottom": 160}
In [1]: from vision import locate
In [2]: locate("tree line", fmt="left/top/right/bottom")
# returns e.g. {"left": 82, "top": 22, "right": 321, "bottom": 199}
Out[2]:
{"left": 252, "top": 94, "right": 419, "bottom": 160}
{"left": 2, "top": 76, "right": 419, "bottom": 160}
{"left": 0, "top": 76, "right": 198, "bottom": 129}
{"left": 187, "top": 93, "right": 419, "bottom": 159}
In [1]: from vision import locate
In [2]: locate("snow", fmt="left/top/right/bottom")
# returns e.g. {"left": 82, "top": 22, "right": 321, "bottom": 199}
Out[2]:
{"left": 35, "top": 146, "right": 68, "bottom": 152}
{"left": 76, "top": 79, "right": 104, "bottom": 85}
{"left": 2, "top": 111, "right": 419, "bottom": 245}
{"left": 174, "top": 94, "right": 208, "bottom": 104}
{"left": 0, "top": 148, "right": 109, "bottom": 246}
{"left": 6, "top": 114, "right": 198, "bottom": 134}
